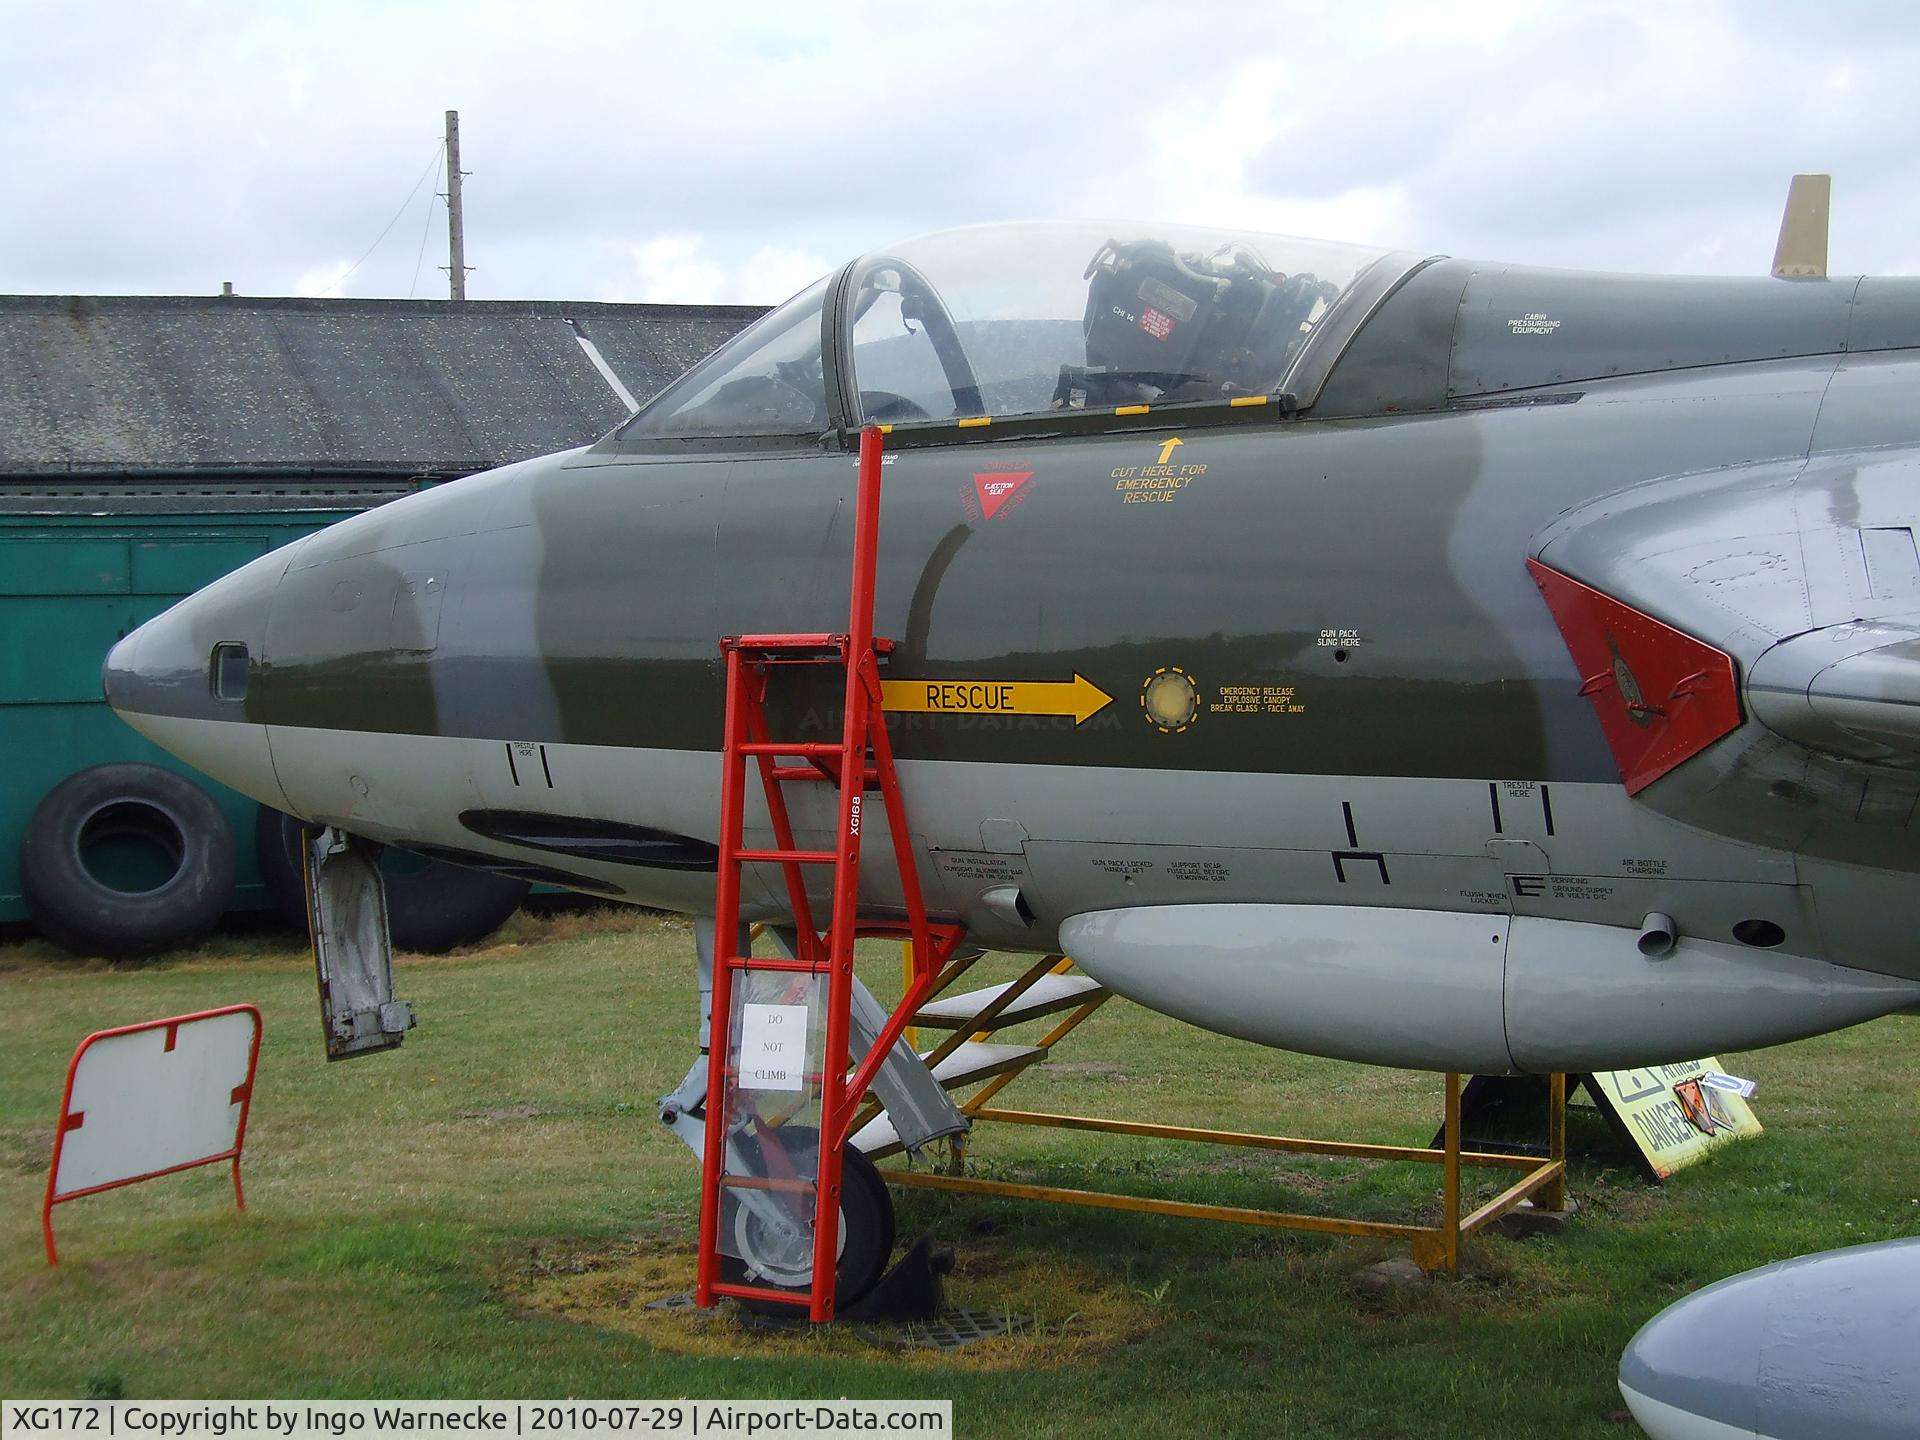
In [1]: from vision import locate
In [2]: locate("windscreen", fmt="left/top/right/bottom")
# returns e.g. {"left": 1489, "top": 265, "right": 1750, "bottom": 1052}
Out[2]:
{"left": 848, "top": 222, "right": 1389, "bottom": 422}
{"left": 618, "top": 275, "right": 830, "bottom": 439}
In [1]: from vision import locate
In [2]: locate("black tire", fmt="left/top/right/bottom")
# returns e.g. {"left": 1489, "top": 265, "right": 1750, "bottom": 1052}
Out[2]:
{"left": 718, "top": 1125, "right": 895, "bottom": 1315}
{"left": 253, "top": 805, "right": 311, "bottom": 932}
{"left": 255, "top": 805, "right": 529, "bottom": 953}
{"left": 20, "top": 763, "right": 236, "bottom": 958}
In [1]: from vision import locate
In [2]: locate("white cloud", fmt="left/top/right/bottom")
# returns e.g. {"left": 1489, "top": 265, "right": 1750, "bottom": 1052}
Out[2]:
{"left": 627, "top": 235, "right": 727, "bottom": 304}
{"left": 617, "top": 236, "right": 831, "bottom": 306}
{"left": 3, "top": 0, "right": 1919, "bottom": 298}
{"left": 740, "top": 246, "right": 833, "bottom": 305}
{"left": 291, "top": 259, "right": 353, "bottom": 298}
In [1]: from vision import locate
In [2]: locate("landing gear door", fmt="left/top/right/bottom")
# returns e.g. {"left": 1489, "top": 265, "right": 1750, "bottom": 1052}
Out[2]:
{"left": 306, "top": 827, "right": 415, "bottom": 1061}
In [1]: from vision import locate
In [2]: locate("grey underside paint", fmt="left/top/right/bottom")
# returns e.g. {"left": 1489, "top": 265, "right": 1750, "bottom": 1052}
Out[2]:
{"left": 221, "top": 726, "right": 1805, "bottom": 938}
{"left": 1620, "top": 1239, "right": 1920, "bottom": 1440}
{"left": 107, "top": 699, "right": 1920, "bottom": 1072}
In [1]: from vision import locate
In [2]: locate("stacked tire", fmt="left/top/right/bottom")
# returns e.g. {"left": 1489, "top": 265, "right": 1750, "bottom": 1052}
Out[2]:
{"left": 19, "top": 763, "right": 236, "bottom": 958}
{"left": 19, "top": 764, "right": 528, "bottom": 959}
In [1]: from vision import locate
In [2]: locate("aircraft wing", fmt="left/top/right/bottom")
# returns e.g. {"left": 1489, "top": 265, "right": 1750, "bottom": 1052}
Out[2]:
{"left": 1748, "top": 621, "right": 1920, "bottom": 762}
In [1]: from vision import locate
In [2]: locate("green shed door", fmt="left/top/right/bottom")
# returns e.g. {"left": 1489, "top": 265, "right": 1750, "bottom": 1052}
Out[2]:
{"left": 132, "top": 539, "right": 271, "bottom": 595}
{"left": 0, "top": 537, "right": 131, "bottom": 596}
{"left": 0, "top": 536, "right": 269, "bottom": 704}
{"left": 0, "top": 540, "right": 133, "bottom": 704}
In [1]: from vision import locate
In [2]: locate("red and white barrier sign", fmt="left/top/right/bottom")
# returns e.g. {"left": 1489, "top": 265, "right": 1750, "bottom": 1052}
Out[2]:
{"left": 41, "top": 1004, "right": 263, "bottom": 1264}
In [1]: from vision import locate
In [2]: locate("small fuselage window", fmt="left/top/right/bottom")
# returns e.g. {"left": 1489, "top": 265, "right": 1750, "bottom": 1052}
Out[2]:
{"left": 210, "top": 642, "right": 249, "bottom": 702}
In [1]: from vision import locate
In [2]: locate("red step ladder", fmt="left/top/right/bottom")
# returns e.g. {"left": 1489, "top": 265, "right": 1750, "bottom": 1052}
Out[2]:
{"left": 696, "top": 425, "right": 966, "bottom": 1322}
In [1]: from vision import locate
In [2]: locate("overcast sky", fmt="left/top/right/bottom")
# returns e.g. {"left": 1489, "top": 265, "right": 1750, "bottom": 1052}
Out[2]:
{"left": 4, "top": 0, "right": 1918, "bottom": 305}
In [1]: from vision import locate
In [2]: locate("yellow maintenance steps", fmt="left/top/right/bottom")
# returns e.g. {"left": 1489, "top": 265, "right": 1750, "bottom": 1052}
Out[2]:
{"left": 855, "top": 950, "right": 1568, "bottom": 1273}
{"left": 850, "top": 956, "right": 1109, "bottom": 1159}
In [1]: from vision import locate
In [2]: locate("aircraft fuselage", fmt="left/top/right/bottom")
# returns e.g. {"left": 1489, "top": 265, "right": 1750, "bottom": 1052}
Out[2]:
{"left": 106, "top": 238, "right": 1920, "bottom": 1072}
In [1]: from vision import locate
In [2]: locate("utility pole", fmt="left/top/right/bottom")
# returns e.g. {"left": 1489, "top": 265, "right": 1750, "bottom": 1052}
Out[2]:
{"left": 444, "top": 109, "right": 469, "bottom": 300}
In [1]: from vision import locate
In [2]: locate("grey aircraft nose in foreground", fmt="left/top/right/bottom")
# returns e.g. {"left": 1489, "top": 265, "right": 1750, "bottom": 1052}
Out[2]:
{"left": 109, "top": 198, "right": 1920, "bottom": 1081}
{"left": 1619, "top": 1239, "right": 1920, "bottom": 1440}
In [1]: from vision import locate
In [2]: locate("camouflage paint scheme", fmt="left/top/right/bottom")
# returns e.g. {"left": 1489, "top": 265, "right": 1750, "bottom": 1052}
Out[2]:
{"left": 105, "top": 240, "right": 1920, "bottom": 1074}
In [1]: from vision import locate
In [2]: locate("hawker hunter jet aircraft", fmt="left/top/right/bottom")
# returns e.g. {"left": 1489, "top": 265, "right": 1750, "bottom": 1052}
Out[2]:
{"left": 105, "top": 191, "right": 1920, "bottom": 1293}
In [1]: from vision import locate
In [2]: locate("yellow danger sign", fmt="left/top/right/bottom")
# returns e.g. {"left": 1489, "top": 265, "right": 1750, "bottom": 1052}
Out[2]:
{"left": 880, "top": 674, "right": 1114, "bottom": 724}
{"left": 1587, "top": 1058, "right": 1763, "bottom": 1179}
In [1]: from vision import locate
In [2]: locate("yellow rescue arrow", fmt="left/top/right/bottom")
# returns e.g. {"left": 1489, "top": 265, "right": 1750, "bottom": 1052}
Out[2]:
{"left": 880, "top": 673, "right": 1114, "bottom": 725}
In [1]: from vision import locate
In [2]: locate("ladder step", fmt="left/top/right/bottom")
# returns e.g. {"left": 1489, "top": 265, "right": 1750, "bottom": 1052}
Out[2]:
{"left": 739, "top": 742, "right": 845, "bottom": 758}
{"left": 725, "top": 633, "right": 897, "bottom": 655}
{"left": 710, "top": 1278, "right": 814, "bottom": 1307}
{"left": 769, "top": 767, "right": 879, "bottom": 784}
{"left": 717, "top": 1172, "right": 817, "bottom": 1196}
{"left": 727, "top": 632, "right": 849, "bottom": 654}
{"left": 733, "top": 847, "right": 838, "bottom": 865}
{"left": 914, "top": 973, "right": 1107, "bottom": 1030}
{"left": 724, "top": 954, "right": 821, "bottom": 974}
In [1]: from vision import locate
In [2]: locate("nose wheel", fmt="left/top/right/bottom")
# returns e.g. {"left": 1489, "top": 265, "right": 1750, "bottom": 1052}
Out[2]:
{"left": 719, "top": 1125, "right": 895, "bottom": 1316}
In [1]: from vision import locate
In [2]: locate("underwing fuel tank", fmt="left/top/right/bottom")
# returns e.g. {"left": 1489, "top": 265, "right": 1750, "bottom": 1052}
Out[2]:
{"left": 1619, "top": 1239, "right": 1920, "bottom": 1440}
{"left": 1059, "top": 904, "right": 1920, "bottom": 1074}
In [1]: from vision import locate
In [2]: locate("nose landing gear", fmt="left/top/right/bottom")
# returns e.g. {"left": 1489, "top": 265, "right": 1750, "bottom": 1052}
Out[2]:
{"left": 718, "top": 1124, "right": 895, "bottom": 1316}
{"left": 660, "top": 917, "right": 960, "bottom": 1320}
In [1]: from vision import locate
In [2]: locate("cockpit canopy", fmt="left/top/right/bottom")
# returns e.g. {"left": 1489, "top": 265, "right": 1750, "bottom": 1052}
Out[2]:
{"left": 618, "top": 222, "right": 1392, "bottom": 442}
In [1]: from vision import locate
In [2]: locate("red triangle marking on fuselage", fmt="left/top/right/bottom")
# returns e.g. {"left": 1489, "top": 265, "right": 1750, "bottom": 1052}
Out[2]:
{"left": 973, "top": 471, "right": 1034, "bottom": 521}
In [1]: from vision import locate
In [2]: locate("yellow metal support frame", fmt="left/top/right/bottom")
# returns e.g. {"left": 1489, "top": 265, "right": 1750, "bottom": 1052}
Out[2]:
{"left": 877, "top": 956, "right": 1569, "bottom": 1273}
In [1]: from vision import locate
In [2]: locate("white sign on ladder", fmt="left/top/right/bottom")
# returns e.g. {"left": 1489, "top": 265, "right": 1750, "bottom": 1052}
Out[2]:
{"left": 41, "top": 1004, "right": 263, "bottom": 1264}
{"left": 739, "top": 1002, "right": 809, "bottom": 1092}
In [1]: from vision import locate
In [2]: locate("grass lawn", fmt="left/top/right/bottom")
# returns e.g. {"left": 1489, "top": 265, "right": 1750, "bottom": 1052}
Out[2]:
{"left": 2, "top": 908, "right": 1916, "bottom": 1438}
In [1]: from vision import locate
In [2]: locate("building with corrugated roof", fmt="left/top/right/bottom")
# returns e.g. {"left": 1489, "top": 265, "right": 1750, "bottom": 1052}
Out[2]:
{"left": 0, "top": 293, "right": 760, "bottom": 501}
{"left": 0, "top": 292, "right": 763, "bottom": 946}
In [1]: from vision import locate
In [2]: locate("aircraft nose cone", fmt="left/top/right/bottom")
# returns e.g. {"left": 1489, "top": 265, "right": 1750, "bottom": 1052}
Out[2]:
{"left": 101, "top": 628, "right": 145, "bottom": 715}
{"left": 102, "top": 541, "right": 301, "bottom": 811}
{"left": 104, "top": 544, "right": 284, "bottom": 724}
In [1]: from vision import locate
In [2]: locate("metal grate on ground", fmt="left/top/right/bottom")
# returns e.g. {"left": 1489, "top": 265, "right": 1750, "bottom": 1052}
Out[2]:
{"left": 650, "top": 1291, "right": 1032, "bottom": 1349}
